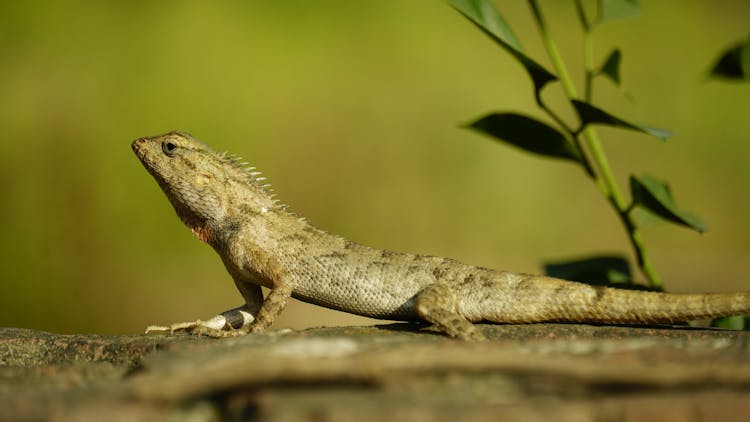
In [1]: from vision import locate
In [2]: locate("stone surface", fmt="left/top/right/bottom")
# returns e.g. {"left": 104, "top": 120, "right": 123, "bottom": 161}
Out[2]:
{"left": 1, "top": 323, "right": 749, "bottom": 421}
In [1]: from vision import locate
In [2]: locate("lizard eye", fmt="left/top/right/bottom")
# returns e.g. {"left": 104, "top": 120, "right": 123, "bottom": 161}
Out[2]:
{"left": 162, "top": 141, "right": 178, "bottom": 157}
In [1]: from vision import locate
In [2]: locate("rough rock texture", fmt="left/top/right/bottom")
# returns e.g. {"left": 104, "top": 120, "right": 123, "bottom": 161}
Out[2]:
{"left": 2, "top": 324, "right": 749, "bottom": 421}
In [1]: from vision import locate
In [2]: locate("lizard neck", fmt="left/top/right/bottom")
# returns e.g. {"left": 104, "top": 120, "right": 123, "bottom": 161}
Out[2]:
{"left": 213, "top": 201, "right": 313, "bottom": 254}
{"left": 177, "top": 170, "right": 283, "bottom": 247}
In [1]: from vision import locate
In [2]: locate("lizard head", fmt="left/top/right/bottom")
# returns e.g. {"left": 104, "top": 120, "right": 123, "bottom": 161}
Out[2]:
{"left": 132, "top": 131, "right": 273, "bottom": 243}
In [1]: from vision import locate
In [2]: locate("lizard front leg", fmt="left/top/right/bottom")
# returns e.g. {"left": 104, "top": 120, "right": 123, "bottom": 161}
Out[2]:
{"left": 248, "top": 283, "right": 292, "bottom": 332}
{"left": 415, "top": 283, "right": 486, "bottom": 341}
{"left": 145, "top": 278, "right": 263, "bottom": 336}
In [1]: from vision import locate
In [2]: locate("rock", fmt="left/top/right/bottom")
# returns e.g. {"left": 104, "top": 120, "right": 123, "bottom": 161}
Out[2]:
{"left": 2, "top": 324, "right": 749, "bottom": 421}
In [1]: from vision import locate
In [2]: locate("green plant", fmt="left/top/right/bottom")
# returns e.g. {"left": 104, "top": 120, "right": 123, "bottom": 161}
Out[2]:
{"left": 448, "top": 0, "right": 710, "bottom": 291}
{"left": 708, "top": 36, "right": 750, "bottom": 81}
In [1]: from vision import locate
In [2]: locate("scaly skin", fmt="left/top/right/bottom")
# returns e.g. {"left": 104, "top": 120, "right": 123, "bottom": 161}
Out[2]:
{"left": 132, "top": 131, "right": 750, "bottom": 340}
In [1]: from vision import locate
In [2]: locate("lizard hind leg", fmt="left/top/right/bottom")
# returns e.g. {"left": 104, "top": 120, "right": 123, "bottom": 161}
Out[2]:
{"left": 415, "top": 283, "right": 486, "bottom": 341}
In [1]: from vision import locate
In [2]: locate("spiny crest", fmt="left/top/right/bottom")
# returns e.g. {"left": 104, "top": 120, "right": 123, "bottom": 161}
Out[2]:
{"left": 218, "top": 150, "right": 290, "bottom": 212}
{"left": 219, "top": 150, "right": 268, "bottom": 187}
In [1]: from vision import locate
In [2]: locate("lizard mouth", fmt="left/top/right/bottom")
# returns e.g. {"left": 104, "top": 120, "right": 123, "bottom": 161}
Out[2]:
{"left": 131, "top": 137, "right": 147, "bottom": 156}
{"left": 131, "top": 137, "right": 160, "bottom": 177}
{"left": 131, "top": 137, "right": 157, "bottom": 167}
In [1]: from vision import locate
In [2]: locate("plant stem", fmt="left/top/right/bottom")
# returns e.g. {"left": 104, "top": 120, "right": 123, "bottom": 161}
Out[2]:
{"left": 583, "top": 24, "right": 594, "bottom": 102}
{"left": 534, "top": 92, "right": 596, "bottom": 177}
{"left": 528, "top": 0, "right": 663, "bottom": 289}
{"left": 576, "top": 0, "right": 595, "bottom": 102}
{"left": 527, "top": 2, "right": 598, "bottom": 181}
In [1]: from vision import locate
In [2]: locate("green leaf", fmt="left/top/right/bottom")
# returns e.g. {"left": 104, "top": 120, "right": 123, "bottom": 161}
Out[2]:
{"left": 467, "top": 113, "right": 582, "bottom": 163}
{"left": 711, "top": 315, "right": 748, "bottom": 330}
{"left": 709, "top": 39, "right": 750, "bottom": 81}
{"left": 597, "top": 0, "right": 639, "bottom": 23}
{"left": 598, "top": 49, "right": 622, "bottom": 86}
{"left": 449, "top": 0, "right": 557, "bottom": 92}
{"left": 629, "top": 175, "right": 707, "bottom": 233}
{"left": 571, "top": 100, "right": 672, "bottom": 141}
{"left": 544, "top": 255, "right": 633, "bottom": 286}
{"left": 448, "top": 0, "right": 522, "bottom": 51}
{"left": 597, "top": 49, "right": 633, "bottom": 100}
{"left": 630, "top": 207, "right": 664, "bottom": 229}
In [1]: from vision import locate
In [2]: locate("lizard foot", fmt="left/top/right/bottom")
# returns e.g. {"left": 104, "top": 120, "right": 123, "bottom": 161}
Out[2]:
{"left": 454, "top": 325, "right": 487, "bottom": 342}
{"left": 192, "top": 325, "right": 250, "bottom": 338}
{"left": 144, "top": 309, "right": 258, "bottom": 337}
{"left": 145, "top": 321, "right": 200, "bottom": 335}
{"left": 145, "top": 318, "right": 225, "bottom": 335}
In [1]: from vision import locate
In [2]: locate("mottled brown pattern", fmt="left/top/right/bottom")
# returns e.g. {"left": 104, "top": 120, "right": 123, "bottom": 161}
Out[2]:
{"left": 133, "top": 132, "right": 750, "bottom": 340}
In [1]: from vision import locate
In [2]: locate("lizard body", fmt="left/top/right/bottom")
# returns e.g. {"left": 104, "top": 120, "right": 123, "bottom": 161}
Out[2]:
{"left": 132, "top": 131, "right": 750, "bottom": 340}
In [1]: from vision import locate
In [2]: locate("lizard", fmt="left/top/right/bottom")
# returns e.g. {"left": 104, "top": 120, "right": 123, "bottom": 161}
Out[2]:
{"left": 132, "top": 131, "right": 750, "bottom": 341}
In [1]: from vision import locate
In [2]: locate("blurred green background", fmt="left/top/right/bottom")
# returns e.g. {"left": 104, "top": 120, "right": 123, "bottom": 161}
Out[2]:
{"left": 1, "top": 1, "right": 748, "bottom": 334}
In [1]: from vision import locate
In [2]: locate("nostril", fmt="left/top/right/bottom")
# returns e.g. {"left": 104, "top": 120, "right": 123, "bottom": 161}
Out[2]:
{"left": 132, "top": 138, "right": 147, "bottom": 151}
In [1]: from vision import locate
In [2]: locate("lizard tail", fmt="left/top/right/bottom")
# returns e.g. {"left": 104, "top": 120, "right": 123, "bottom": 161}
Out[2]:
{"left": 474, "top": 277, "right": 750, "bottom": 324}
{"left": 552, "top": 282, "right": 750, "bottom": 324}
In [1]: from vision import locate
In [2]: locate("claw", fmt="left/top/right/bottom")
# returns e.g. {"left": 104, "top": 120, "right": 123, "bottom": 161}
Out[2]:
{"left": 144, "top": 317, "right": 237, "bottom": 336}
{"left": 144, "top": 325, "right": 170, "bottom": 334}
{"left": 170, "top": 320, "right": 203, "bottom": 333}
{"left": 144, "top": 320, "right": 203, "bottom": 335}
